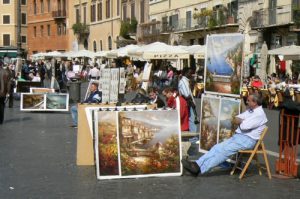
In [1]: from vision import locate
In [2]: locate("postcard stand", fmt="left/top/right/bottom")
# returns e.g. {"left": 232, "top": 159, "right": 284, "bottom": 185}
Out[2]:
{"left": 76, "top": 103, "right": 156, "bottom": 165}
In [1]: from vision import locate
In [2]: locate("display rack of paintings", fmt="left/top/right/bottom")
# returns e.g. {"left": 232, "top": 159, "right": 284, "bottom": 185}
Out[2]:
{"left": 21, "top": 93, "right": 69, "bottom": 111}
{"left": 109, "top": 68, "right": 120, "bottom": 102}
{"left": 199, "top": 94, "right": 240, "bottom": 152}
{"left": 94, "top": 109, "right": 182, "bottom": 180}
{"left": 204, "top": 33, "right": 244, "bottom": 97}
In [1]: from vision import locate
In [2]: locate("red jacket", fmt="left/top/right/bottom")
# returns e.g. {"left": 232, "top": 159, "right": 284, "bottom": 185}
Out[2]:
{"left": 167, "top": 95, "right": 189, "bottom": 131}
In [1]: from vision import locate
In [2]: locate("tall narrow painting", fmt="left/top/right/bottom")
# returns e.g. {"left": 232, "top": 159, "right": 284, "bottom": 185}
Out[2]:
{"left": 95, "top": 111, "right": 120, "bottom": 179}
{"left": 218, "top": 98, "right": 241, "bottom": 143}
{"left": 204, "top": 33, "right": 244, "bottom": 97}
{"left": 199, "top": 95, "right": 220, "bottom": 152}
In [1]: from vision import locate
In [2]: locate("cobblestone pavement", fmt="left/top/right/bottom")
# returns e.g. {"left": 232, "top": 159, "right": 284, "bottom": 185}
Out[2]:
{"left": 0, "top": 84, "right": 299, "bottom": 199}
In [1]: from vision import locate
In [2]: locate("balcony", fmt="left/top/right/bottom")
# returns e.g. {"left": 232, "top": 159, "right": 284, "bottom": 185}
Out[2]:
{"left": 0, "top": 40, "right": 16, "bottom": 47}
{"left": 52, "top": 10, "right": 67, "bottom": 19}
{"left": 251, "top": 5, "right": 293, "bottom": 29}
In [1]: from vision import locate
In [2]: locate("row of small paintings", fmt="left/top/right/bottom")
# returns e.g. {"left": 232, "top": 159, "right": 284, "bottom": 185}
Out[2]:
{"left": 20, "top": 93, "right": 69, "bottom": 111}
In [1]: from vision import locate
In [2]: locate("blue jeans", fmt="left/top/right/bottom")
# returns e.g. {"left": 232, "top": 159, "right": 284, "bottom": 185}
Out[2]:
{"left": 189, "top": 107, "right": 197, "bottom": 132}
{"left": 196, "top": 133, "right": 257, "bottom": 174}
{"left": 71, "top": 105, "right": 78, "bottom": 126}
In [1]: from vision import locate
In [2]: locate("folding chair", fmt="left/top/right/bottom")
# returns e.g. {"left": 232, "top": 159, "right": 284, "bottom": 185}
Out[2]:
{"left": 230, "top": 127, "right": 272, "bottom": 179}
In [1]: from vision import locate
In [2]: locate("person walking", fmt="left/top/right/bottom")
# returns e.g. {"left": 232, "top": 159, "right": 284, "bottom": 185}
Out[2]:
{"left": 0, "top": 62, "right": 11, "bottom": 124}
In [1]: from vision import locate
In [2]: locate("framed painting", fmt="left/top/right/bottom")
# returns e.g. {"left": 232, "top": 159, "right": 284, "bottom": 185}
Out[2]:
{"left": 199, "top": 94, "right": 220, "bottom": 152}
{"left": 45, "top": 94, "right": 69, "bottom": 111}
{"left": 118, "top": 110, "right": 182, "bottom": 178}
{"left": 30, "top": 87, "right": 55, "bottom": 94}
{"left": 204, "top": 33, "right": 244, "bottom": 97}
{"left": 218, "top": 97, "right": 241, "bottom": 143}
{"left": 20, "top": 93, "right": 45, "bottom": 111}
{"left": 95, "top": 111, "right": 120, "bottom": 179}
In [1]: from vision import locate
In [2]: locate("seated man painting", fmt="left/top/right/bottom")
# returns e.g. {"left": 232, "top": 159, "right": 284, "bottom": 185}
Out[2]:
{"left": 70, "top": 82, "right": 102, "bottom": 128}
{"left": 182, "top": 93, "right": 268, "bottom": 176}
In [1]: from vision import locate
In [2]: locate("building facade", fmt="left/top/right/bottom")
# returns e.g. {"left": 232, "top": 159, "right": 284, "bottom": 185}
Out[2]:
{"left": 27, "top": 0, "right": 69, "bottom": 56}
{"left": 0, "top": 0, "right": 27, "bottom": 58}
{"left": 138, "top": 0, "right": 238, "bottom": 45}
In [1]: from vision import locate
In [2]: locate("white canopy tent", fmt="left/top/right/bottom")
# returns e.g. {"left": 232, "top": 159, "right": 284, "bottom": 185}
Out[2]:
{"left": 106, "top": 44, "right": 141, "bottom": 58}
{"left": 128, "top": 42, "right": 189, "bottom": 60}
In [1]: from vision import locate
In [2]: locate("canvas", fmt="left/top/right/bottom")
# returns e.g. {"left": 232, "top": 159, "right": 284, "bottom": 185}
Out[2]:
{"left": 118, "top": 110, "right": 182, "bottom": 177}
{"left": 218, "top": 98, "right": 241, "bottom": 143}
{"left": 200, "top": 95, "right": 220, "bottom": 151}
{"left": 95, "top": 111, "right": 120, "bottom": 179}
{"left": 30, "top": 87, "right": 55, "bottom": 94}
{"left": 21, "top": 93, "right": 45, "bottom": 111}
{"left": 204, "top": 33, "right": 244, "bottom": 97}
{"left": 45, "top": 94, "right": 69, "bottom": 111}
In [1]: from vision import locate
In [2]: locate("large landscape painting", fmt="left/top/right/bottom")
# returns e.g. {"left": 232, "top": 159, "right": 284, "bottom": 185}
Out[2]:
{"left": 205, "top": 33, "right": 244, "bottom": 96}
{"left": 118, "top": 110, "right": 181, "bottom": 177}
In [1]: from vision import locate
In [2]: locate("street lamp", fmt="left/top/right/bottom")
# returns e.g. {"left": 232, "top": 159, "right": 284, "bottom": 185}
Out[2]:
{"left": 16, "top": 0, "right": 22, "bottom": 73}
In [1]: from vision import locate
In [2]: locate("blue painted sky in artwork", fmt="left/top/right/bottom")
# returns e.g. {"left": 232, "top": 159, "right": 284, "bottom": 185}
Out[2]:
{"left": 206, "top": 35, "right": 244, "bottom": 76}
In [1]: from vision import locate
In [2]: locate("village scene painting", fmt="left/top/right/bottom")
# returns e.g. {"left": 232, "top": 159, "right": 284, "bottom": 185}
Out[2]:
{"left": 21, "top": 94, "right": 45, "bottom": 110}
{"left": 218, "top": 98, "right": 240, "bottom": 143}
{"left": 96, "top": 111, "right": 120, "bottom": 178}
{"left": 118, "top": 110, "right": 181, "bottom": 177}
{"left": 205, "top": 33, "right": 244, "bottom": 96}
{"left": 200, "top": 95, "right": 220, "bottom": 151}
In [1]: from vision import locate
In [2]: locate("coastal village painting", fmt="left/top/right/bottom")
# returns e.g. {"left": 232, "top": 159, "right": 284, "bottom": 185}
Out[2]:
{"left": 200, "top": 95, "right": 241, "bottom": 152}
{"left": 118, "top": 110, "right": 182, "bottom": 177}
{"left": 204, "top": 33, "right": 244, "bottom": 96}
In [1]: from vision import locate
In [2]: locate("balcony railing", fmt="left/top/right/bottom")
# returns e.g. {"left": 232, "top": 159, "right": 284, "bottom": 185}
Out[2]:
{"left": 52, "top": 10, "right": 67, "bottom": 19}
{"left": 251, "top": 5, "right": 293, "bottom": 28}
{"left": 0, "top": 40, "right": 16, "bottom": 47}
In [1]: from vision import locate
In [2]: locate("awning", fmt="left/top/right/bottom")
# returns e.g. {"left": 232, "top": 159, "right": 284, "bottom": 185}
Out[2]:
{"left": 0, "top": 49, "right": 18, "bottom": 58}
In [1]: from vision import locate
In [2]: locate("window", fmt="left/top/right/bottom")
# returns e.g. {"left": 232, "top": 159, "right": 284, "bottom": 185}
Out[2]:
{"left": 106, "top": 0, "right": 110, "bottom": 19}
{"left": 57, "top": 24, "right": 62, "bottom": 35}
{"left": 21, "top": 36, "right": 27, "bottom": 43}
{"left": 91, "top": 4, "right": 96, "bottom": 22}
{"left": 62, "top": 23, "right": 66, "bottom": 35}
{"left": 140, "top": 0, "right": 144, "bottom": 23}
{"left": 93, "top": 41, "right": 97, "bottom": 52}
{"left": 21, "top": 0, "right": 26, "bottom": 5}
{"left": 97, "top": 3, "right": 102, "bottom": 21}
{"left": 40, "top": 25, "right": 44, "bottom": 36}
{"left": 100, "top": 40, "right": 103, "bottom": 51}
{"left": 41, "top": 0, "right": 44, "bottom": 13}
{"left": 3, "top": 15, "right": 10, "bottom": 24}
{"left": 131, "top": 3, "right": 135, "bottom": 20}
{"left": 33, "top": 0, "right": 37, "bottom": 14}
{"left": 47, "top": 0, "right": 51, "bottom": 12}
{"left": 83, "top": 6, "right": 87, "bottom": 24}
{"left": 108, "top": 36, "right": 112, "bottom": 50}
{"left": 3, "top": 0, "right": 10, "bottom": 4}
{"left": 21, "top": 13, "right": 26, "bottom": 25}
{"left": 34, "top": 26, "right": 37, "bottom": 37}
{"left": 75, "top": 7, "right": 80, "bottom": 23}
{"left": 122, "top": 4, "right": 127, "bottom": 20}
{"left": 47, "top": 24, "right": 50, "bottom": 36}
{"left": 3, "top": 34, "right": 10, "bottom": 46}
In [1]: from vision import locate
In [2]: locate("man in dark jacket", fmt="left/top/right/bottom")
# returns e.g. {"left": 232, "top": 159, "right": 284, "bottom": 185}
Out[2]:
{"left": 0, "top": 62, "right": 11, "bottom": 124}
{"left": 70, "top": 82, "right": 102, "bottom": 128}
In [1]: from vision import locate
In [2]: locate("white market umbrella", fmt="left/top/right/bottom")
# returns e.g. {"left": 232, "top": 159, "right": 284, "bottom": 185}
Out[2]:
{"left": 106, "top": 44, "right": 141, "bottom": 58}
{"left": 129, "top": 42, "right": 189, "bottom": 60}
{"left": 259, "top": 41, "right": 268, "bottom": 81}
{"left": 268, "top": 45, "right": 300, "bottom": 60}
{"left": 94, "top": 51, "right": 109, "bottom": 58}
{"left": 44, "top": 51, "right": 63, "bottom": 58}
{"left": 69, "top": 49, "right": 96, "bottom": 58}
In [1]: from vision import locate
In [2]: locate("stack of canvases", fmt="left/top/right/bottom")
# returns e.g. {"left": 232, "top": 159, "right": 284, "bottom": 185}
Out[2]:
{"left": 20, "top": 88, "right": 69, "bottom": 112}
{"left": 93, "top": 108, "right": 182, "bottom": 180}
{"left": 199, "top": 33, "right": 244, "bottom": 152}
